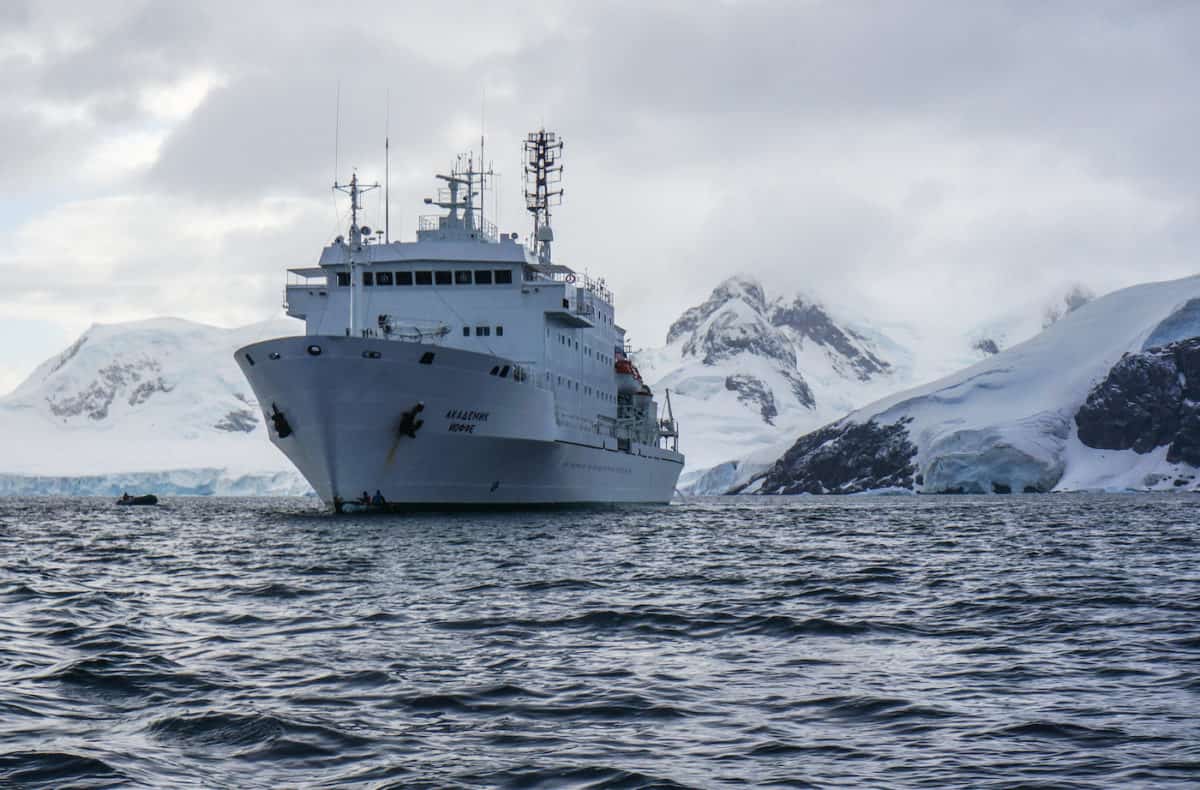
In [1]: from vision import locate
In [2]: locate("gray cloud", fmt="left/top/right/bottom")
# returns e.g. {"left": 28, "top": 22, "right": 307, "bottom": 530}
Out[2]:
{"left": 2, "top": 0, "right": 1199, "bottom": 391}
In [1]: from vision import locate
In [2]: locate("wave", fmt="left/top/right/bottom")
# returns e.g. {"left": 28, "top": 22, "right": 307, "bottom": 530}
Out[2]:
{"left": 0, "top": 751, "right": 126, "bottom": 787}
{"left": 146, "top": 710, "right": 371, "bottom": 752}
{"left": 434, "top": 608, "right": 888, "bottom": 639}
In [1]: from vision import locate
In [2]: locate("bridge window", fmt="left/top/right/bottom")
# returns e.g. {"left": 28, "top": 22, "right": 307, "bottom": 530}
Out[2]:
{"left": 336, "top": 272, "right": 350, "bottom": 287}
{"left": 376, "top": 271, "right": 393, "bottom": 286}
{"left": 499, "top": 365, "right": 510, "bottom": 378}
{"left": 496, "top": 326, "right": 503, "bottom": 336}
{"left": 455, "top": 270, "right": 472, "bottom": 285}
{"left": 494, "top": 269, "right": 513, "bottom": 284}
{"left": 435, "top": 271, "right": 452, "bottom": 285}
{"left": 474, "top": 270, "right": 493, "bottom": 284}
{"left": 475, "top": 326, "right": 490, "bottom": 336}
{"left": 363, "top": 272, "right": 374, "bottom": 286}
{"left": 396, "top": 271, "right": 413, "bottom": 285}
{"left": 415, "top": 270, "right": 433, "bottom": 285}
{"left": 463, "top": 326, "right": 470, "bottom": 337}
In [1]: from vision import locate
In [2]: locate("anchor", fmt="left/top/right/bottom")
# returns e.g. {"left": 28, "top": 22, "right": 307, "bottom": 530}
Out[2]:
{"left": 270, "top": 402, "right": 293, "bottom": 438}
{"left": 397, "top": 402, "right": 425, "bottom": 439}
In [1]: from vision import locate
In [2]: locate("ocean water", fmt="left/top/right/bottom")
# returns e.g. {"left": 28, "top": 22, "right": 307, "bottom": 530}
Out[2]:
{"left": 0, "top": 495, "right": 1197, "bottom": 788}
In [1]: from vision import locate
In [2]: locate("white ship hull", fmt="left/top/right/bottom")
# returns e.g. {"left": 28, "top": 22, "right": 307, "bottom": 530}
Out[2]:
{"left": 235, "top": 336, "right": 683, "bottom": 508}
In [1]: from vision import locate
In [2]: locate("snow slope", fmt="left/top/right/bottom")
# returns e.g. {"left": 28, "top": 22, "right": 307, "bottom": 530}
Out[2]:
{"left": 750, "top": 274, "right": 1200, "bottom": 495}
{"left": 0, "top": 317, "right": 310, "bottom": 495}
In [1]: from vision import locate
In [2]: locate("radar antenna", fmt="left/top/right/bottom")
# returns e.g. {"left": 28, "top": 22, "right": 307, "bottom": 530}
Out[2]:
{"left": 523, "top": 129, "right": 563, "bottom": 263}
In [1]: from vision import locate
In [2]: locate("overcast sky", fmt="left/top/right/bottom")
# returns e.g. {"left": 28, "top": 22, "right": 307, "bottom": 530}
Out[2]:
{"left": 2, "top": 0, "right": 1199, "bottom": 393}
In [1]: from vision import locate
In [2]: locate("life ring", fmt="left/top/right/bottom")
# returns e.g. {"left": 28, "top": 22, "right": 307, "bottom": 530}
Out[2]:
{"left": 565, "top": 273, "right": 576, "bottom": 284}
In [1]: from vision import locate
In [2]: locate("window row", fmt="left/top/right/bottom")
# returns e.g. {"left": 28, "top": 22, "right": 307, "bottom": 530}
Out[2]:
{"left": 552, "top": 373, "right": 617, "bottom": 402}
{"left": 552, "top": 331, "right": 613, "bottom": 366}
{"left": 337, "top": 269, "right": 514, "bottom": 287}
{"left": 463, "top": 326, "right": 503, "bottom": 337}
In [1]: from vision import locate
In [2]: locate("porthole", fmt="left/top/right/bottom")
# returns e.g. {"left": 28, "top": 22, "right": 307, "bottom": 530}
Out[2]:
{"left": 362, "top": 350, "right": 382, "bottom": 359}
{"left": 307, "top": 344, "right": 322, "bottom": 356}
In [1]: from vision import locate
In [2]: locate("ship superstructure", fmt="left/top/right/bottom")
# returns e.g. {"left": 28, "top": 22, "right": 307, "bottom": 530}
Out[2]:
{"left": 235, "top": 131, "right": 682, "bottom": 508}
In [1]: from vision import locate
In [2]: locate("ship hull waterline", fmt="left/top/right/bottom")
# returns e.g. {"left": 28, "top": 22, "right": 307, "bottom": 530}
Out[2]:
{"left": 235, "top": 336, "right": 684, "bottom": 509}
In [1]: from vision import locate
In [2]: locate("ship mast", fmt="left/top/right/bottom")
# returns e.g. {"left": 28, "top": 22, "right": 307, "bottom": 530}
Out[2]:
{"left": 334, "top": 171, "right": 379, "bottom": 336}
{"left": 524, "top": 129, "right": 563, "bottom": 263}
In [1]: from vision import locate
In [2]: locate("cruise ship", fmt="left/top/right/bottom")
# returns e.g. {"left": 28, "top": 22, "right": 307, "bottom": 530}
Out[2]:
{"left": 235, "top": 131, "right": 683, "bottom": 510}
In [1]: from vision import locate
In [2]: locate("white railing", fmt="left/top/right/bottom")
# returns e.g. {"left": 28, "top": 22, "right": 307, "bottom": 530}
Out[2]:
{"left": 417, "top": 214, "right": 499, "bottom": 243}
{"left": 522, "top": 268, "right": 614, "bottom": 306}
{"left": 286, "top": 272, "right": 329, "bottom": 287}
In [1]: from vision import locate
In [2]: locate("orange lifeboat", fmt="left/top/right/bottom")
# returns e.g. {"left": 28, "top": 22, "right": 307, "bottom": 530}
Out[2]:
{"left": 615, "top": 356, "right": 643, "bottom": 396}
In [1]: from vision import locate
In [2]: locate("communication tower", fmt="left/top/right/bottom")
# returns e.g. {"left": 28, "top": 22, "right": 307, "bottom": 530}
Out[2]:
{"left": 524, "top": 130, "right": 563, "bottom": 263}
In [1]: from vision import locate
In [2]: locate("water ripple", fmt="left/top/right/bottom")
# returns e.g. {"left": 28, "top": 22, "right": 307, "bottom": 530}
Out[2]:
{"left": 0, "top": 493, "right": 1197, "bottom": 787}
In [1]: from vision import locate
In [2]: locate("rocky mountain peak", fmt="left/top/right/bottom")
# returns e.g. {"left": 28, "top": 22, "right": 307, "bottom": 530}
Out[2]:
{"left": 666, "top": 275, "right": 768, "bottom": 345}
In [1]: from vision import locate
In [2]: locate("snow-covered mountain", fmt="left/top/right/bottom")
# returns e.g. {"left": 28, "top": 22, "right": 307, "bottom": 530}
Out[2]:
{"left": 737, "top": 274, "right": 1200, "bottom": 495}
{"left": 0, "top": 318, "right": 310, "bottom": 495}
{"left": 636, "top": 276, "right": 936, "bottom": 485}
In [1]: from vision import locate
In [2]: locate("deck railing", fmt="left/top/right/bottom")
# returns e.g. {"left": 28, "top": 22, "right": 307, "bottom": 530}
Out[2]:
{"left": 417, "top": 215, "right": 499, "bottom": 243}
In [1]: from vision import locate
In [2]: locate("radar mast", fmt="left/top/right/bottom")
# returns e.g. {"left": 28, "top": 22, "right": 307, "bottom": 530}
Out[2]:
{"left": 524, "top": 129, "right": 563, "bottom": 263}
{"left": 334, "top": 171, "right": 380, "bottom": 250}
{"left": 333, "top": 171, "right": 380, "bottom": 337}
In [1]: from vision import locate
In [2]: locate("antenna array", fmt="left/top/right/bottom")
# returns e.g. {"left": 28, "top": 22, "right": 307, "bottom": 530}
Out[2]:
{"left": 523, "top": 130, "right": 563, "bottom": 263}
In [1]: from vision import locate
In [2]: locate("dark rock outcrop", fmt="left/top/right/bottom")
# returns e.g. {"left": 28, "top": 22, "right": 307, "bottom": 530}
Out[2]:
{"left": 1043, "top": 284, "right": 1094, "bottom": 329}
{"left": 973, "top": 338, "right": 1000, "bottom": 356}
{"left": 747, "top": 417, "right": 918, "bottom": 495}
{"left": 47, "top": 360, "right": 167, "bottom": 420}
{"left": 783, "top": 371, "right": 815, "bottom": 409}
{"left": 724, "top": 375, "right": 778, "bottom": 424}
{"left": 1169, "top": 407, "right": 1200, "bottom": 466}
{"left": 214, "top": 409, "right": 258, "bottom": 433}
{"left": 1075, "top": 337, "right": 1200, "bottom": 462}
{"left": 770, "top": 297, "right": 890, "bottom": 380}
